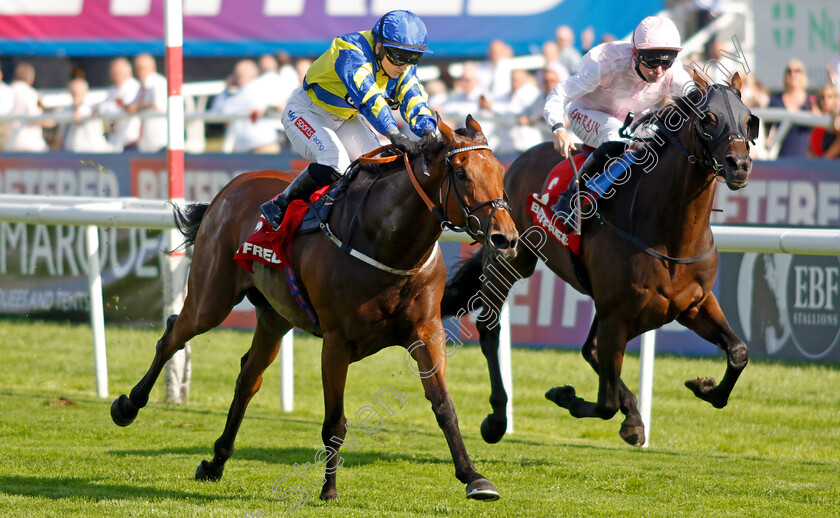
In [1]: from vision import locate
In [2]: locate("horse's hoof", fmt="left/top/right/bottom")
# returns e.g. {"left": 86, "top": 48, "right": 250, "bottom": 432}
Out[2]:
{"left": 545, "top": 385, "right": 576, "bottom": 409}
{"left": 619, "top": 424, "right": 645, "bottom": 446}
{"left": 466, "top": 478, "right": 500, "bottom": 501}
{"left": 110, "top": 394, "right": 138, "bottom": 427}
{"left": 195, "top": 460, "right": 224, "bottom": 481}
{"left": 319, "top": 488, "right": 338, "bottom": 501}
{"left": 685, "top": 377, "right": 727, "bottom": 408}
{"left": 480, "top": 415, "right": 507, "bottom": 444}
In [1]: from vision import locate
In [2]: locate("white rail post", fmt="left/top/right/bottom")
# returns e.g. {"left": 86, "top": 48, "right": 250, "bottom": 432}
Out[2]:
{"left": 162, "top": 0, "right": 191, "bottom": 404}
{"left": 638, "top": 329, "right": 656, "bottom": 448}
{"left": 280, "top": 331, "right": 294, "bottom": 412}
{"left": 499, "top": 301, "right": 514, "bottom": 434}
{"left": 85, "top": 225, "right": 108, "bottom": 398}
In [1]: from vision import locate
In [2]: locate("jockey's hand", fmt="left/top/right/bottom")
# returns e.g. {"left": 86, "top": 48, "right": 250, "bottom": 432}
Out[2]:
{"left": 387, "top": 129, "right": 419, "bottom": 155}
{"left": 553, "top": 128, "right": 576, "bottom": 159}
{"left": 419, "top": 129, "right": 438, "bottom": 148}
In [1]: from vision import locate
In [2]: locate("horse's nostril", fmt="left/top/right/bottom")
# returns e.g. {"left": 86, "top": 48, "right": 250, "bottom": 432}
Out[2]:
{"left": 725, "top": 155, "right": 739, "bottom": 169}
{"left": 490, "top": 233, "right": 511, "bottom": 250}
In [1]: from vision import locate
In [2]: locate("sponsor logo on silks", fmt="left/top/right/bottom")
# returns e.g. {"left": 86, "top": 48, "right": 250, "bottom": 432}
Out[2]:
{"left": 569, "top": 108, "right": 601, "bottom": 136}
{"left": 239, "top": 242, "right": 283, "bottom": 265}
{"left": 344, "top": 93, "right": 357, "bottom": 108}
{"left": 530, "top": 199, "right": 569, "bottom": 246}
{"left": 294, "top": 116, "right": 316, "bottom": 139}
{"left": 286, "top": 109, "right": 298, "bottom": 122}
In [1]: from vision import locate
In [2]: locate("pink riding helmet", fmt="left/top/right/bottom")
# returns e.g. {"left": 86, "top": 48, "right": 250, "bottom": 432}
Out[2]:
{"left": 632, "top": 16, "right": 682, "bottom": 50}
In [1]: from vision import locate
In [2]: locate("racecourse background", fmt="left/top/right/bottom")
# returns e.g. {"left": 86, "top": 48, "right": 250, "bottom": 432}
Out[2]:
{"left": 1, "top": 0, "right": 839, "bottom": 363}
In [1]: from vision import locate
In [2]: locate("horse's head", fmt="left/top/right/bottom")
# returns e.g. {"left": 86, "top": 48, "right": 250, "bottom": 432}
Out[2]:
{"left": 436, "top": 115, "right": 519, "bottom": 260}
{"left": 685, "top": 71, "right": 758, "bottom": 190}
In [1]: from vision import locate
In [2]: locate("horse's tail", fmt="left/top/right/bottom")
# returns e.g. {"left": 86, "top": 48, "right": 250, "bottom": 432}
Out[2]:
{"left": 171, "top": 202, "right": 209, "bottom": 248}
{"left": 441, "top": 250, "right": 484, "bottom": 317}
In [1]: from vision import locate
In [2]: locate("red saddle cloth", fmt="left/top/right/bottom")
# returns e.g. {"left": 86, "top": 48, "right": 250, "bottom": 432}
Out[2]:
{"left": 234, "top": 186, "right": 330, "bottom": 273}
{"left": 525, "top": 153, "right": 588, "bottom": 255}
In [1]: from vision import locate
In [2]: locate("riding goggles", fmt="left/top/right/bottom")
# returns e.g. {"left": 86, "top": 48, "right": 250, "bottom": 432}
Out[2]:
{"left": 637, "top": 48, "right": 678, "bottom": 70}
{"left": 384, "top": 46, "right": 423, "bottom": 66}
{"left": 638, "top": 56, "right": 674, "bottom": 70}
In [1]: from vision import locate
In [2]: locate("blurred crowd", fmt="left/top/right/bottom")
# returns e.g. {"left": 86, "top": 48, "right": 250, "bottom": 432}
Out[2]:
{"left": 2, "top": 22, "right": 839, "bottom": 160}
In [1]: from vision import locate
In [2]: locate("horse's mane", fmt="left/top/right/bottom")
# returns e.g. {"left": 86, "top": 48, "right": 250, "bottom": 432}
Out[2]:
{"left": 628, "top": 86, "right": 707, "bottom": 155}
{"left": 355, "top": 127, "right": 472, "bottom": 176}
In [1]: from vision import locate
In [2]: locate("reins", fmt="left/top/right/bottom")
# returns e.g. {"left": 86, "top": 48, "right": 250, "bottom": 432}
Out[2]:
{"left": 314, "top": 142, "right": 507, "bottom": 275}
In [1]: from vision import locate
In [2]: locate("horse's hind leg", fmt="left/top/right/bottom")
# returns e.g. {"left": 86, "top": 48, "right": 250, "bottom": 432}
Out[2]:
{"left": 546, "top": 317, "right": 626, "bottom": 421}
{"left": 195, "top": 304, "right": 291, "bottom": 481}
{"left": 111, "top": 269, "right": 240, "bottom": 427}
{"left": 577, "top": 316, "right": 645, "bottom": 446}
{"left": 476, "top": 249, "right": 537, "bottom": 444}
{"left": 677, "top": 292, "right": 748, "bottom": 408}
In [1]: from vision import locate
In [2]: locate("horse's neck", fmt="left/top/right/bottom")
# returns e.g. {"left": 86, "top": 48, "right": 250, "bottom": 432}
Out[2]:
{"left": 346, "top": 156, "right": 445, "bottom": 269}
{"left": 626, "top": 144, "right": 716, "bottom": 255}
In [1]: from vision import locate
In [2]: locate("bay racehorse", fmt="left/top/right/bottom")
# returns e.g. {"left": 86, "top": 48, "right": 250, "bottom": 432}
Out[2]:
{"left": 110, "top": 116, "right": 519, "bottom": 501}
{"left": 442, "top": 72, "right": 758, "bottom": 446}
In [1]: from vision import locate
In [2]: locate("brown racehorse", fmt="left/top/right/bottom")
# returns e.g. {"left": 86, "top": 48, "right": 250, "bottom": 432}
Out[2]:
{"left": 109, "top": 116, "right": 519, "bottom": 502}
{"left": 442, "top": 73, "right": 758, "bottom": 446}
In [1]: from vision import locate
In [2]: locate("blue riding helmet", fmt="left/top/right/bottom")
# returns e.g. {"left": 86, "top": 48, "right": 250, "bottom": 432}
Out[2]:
{"left": 372, "top": 10, "right": 433, "bottom": 54}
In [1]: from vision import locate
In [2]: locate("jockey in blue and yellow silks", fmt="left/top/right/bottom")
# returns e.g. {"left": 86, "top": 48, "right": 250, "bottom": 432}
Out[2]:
{"left": 261, "top": 10, "right": 437, "bottom": 231}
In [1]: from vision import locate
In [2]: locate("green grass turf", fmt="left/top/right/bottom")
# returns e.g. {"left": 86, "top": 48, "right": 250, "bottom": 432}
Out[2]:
{"left": 1, "top": 319, "right": 838, "bottom": 517}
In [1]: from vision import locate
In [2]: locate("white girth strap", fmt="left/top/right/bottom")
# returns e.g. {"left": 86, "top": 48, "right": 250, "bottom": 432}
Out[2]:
{"left": 322, "top": 223, "right": 440, "bottom": 276}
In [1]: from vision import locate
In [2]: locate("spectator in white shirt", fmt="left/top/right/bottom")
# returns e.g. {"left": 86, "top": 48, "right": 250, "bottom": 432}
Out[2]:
{"left": 485, "top": 69, "right": 542, "bottom": 154}
{"left": 0, "top": 69, "right": 15, "bottom": 150}
{"left": 58, "top": 78, "right": 112, "bottom": 153}
{"left": 97, "top": 57, "right": 141, "bottom": 151}
{"left": 211, "top": 59, "right": 280, "bottom": 153}
{"left": 555, "top": 25, "right": 583, "bottom": 74}
{"left": 477, "top": 39, "right": 514, "bottom": 102}
{"left": 441, "top": 62, "right": 487, "bottom": 121}
{"left": 126, "top": 53, "right": 168, "bottom": 153}
{"left": 7, "top": 63, "right": 50, "bottom": 152}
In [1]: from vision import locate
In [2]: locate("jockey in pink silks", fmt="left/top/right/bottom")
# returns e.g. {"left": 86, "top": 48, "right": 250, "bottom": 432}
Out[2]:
{"left": 543, "top": 16, "right": 693, "bottom": 225}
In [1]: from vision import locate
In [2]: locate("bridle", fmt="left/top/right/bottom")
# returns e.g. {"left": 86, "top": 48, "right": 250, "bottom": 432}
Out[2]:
{"left": 439, "top": 145, "right": 511, "bottom": 239}
{"left": 360, "top": 144, "right": 511, "bottom": 240}
{"left": 603, "top": 84, "right": 758, "bottom": 265}
{"left": 319, "top": 142, "right": 510, "bottom": 275}
{"left": 642, "top": 83, "right": 759, "bottom": 179}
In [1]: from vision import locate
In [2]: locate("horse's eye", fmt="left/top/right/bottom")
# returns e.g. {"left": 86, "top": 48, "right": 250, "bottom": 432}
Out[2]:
{"left": 703, "top": 112, "right": 718, "bottom": 129}
{"left": 455, "top": 169, "right": 468, "bottom": 181}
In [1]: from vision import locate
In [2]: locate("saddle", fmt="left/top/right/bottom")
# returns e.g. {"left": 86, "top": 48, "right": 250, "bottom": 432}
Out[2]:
{"left": 232, "top": 166, "right": 360, "bottom": 338}
{"left": 526, "top": 152, "right": 588, "bottom": 255}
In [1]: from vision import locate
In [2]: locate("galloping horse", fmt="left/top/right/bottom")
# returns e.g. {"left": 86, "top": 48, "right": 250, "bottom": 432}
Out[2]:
{"left": 442, "top": 73, "right": 758, "bottom": 446}
{"left": 110, "top": 116, "right": 519, "bottom": 501}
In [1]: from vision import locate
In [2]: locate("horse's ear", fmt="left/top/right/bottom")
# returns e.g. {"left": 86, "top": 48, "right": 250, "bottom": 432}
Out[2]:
{"left": 692, "top": 68, "right": 711, "bottom": 93}
{"left": 437, "top": 113, "right": 454, "bottom": 142}
{"left": 729, "top": 72, "right": 742, "bottom": 97}
{"left": 466, "top": 115, "right": 483, "bottom": 136}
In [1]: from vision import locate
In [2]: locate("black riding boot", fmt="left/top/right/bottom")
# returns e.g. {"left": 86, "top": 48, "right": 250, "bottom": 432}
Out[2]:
{"left": 260, "top": 166, "right": 320, "bottom": 231}
{"left": 550, "top": 142, "right": 627, "bottom": 226}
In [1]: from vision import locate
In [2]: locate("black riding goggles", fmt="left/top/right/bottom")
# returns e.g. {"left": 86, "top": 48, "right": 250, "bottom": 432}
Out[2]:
{"left": 384, "top": 46, "right": 422, "bottom": 66}
{"left": 638, "top": 56, "right": 674, "bottom": 70}
{"left": 637, "top": 49, "right": 678, "bottom": 70}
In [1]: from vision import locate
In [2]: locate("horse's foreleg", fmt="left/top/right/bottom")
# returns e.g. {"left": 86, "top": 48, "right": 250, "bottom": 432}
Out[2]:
{"left": 547, "top": 319, "right": 625, "bottom": 421}
{"left": 407, "top": 325, "right": 500, "bottom": 501}
{"left": 195, "top": 307, "right": 290, "bottom": 482}
{"left": 111, "top": 285, "right": 236, "bottom": 427}
{"left": 579, "top": 316, "right": 644, "bottom": 446}
{"left": 677, "top": 292, "right": 748, "bottom": 408}
{"left": 476, "top": 251, "right": 537, "bottom": 444}
{"left": 316, "top": 334, "right": 351, "bottom": 501}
